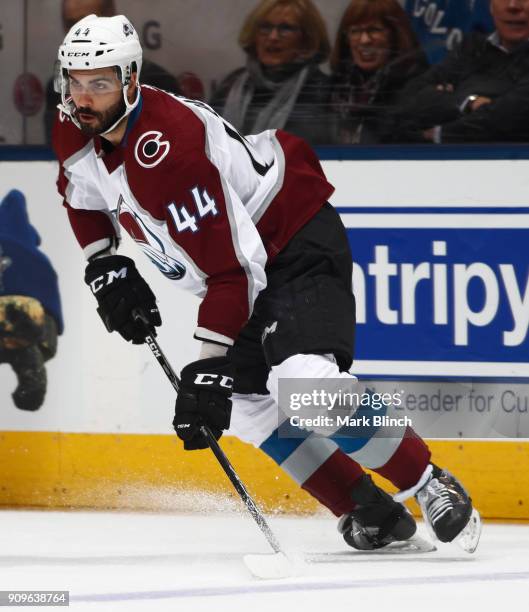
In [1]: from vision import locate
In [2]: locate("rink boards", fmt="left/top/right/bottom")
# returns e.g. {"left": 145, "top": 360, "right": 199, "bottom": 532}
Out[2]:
{"left": 0, "top": 432, "right": 528, "bottom": 520}
{"left": 0, "top": 158, "right": 528, "bottom": 519}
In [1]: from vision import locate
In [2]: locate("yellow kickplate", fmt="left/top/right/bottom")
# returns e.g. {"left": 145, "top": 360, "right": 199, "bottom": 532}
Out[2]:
{"left": 0, "top": 432, "right": 527, "bottom": 519}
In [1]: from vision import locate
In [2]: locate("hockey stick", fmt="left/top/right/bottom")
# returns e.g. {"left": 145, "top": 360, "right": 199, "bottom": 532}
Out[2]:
{"left": 132, "top": 310, "right": 291, "bottom": 579}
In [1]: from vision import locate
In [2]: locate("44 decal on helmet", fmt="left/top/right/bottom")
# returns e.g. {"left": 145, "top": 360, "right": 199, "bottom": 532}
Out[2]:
{"left": 73, "top": 27, "right": 91, "bottom": 37}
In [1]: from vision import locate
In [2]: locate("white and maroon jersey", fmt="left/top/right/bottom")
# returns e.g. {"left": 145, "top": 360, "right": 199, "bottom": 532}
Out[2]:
{"left": 53, "top": 86, "right": 333, "bottom": 346}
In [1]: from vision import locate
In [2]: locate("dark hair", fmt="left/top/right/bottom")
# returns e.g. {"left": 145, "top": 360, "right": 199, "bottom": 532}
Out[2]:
{"left": 62, "top": 0, "right": 116, "bottom": 33}
{"left": 330, "top": 0, "right": 421, "bottom": 72}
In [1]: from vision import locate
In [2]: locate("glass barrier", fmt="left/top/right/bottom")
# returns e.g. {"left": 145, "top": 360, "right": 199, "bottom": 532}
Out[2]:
{"left": 2, "top": 0, "right": 525, "bottom": 148}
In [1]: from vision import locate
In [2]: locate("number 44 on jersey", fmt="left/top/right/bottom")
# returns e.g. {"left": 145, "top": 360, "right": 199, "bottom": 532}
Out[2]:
{"left": 167, "top": 187, "right": 218, "bottom": 233}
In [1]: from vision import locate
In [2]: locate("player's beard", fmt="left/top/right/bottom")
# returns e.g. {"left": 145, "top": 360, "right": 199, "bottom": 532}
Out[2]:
{"left": 74, "top": 96, "right": 127, "bottom": 136}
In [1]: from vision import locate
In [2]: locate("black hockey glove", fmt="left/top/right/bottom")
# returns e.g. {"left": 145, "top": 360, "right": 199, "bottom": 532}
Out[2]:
{"left": 84, "top": 255, "right": 161, "bottom": 344}
{"left": 173, "top": 357, "right": 234, "bottom": 450}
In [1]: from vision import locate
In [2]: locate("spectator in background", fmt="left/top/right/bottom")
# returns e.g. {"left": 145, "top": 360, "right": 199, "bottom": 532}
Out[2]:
{"left": 404, "top": 0, "right": 494, "bottom": 64}
{"left": 388, "top": 0, "right": 529, "bottom": 143}
{"left": 210, "top": 0, "right": 332, "bottom": 145}
{"left": 0, "top": 190, "right": 63, "bottom": 412}
{"left": 44, "top": 0, "right": 183, "bottom": 144}
{"left": 329, "top": 0, "right": 428, "bottom": 144}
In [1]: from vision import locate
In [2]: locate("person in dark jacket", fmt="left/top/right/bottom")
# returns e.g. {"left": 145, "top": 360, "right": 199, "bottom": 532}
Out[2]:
{"left": 404, "top": 0, "right": 494, "bottom": 64}
{"left": 329, "top": 0, "right": 428, "bottom": 144}
{"left": 0, "top": 190, "right": 63, "bottom": 412}
{"left": 210, "top": 0, "right": 332, "bottom": 145}
{"left": 388, "top": 0, "right": 529, "bottom": 143}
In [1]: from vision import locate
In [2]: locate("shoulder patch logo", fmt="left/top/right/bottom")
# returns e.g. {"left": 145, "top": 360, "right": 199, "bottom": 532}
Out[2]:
{"left": 134, "top": 131, "right": 170, "bottom": 168}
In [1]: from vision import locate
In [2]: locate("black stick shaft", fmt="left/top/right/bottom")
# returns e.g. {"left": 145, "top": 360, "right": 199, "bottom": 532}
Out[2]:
{"left": 198, "top": 424, "right": 282, "bottom": 553}
{"left": 136, "top": 315, "right": 282, "bottom": 554}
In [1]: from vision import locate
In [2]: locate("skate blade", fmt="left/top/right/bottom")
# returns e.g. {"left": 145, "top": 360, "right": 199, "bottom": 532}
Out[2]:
{"left": 243, "top": 551, "right": 293, "bottom": 579}
{"left": 303, "top": 535, "right": 436, "bottom": 564}
{"left": 345, "top": 534, "right": 436, "bottom": 554}
{"left": 455, "top": 508, "right": 482, "bottom": 554}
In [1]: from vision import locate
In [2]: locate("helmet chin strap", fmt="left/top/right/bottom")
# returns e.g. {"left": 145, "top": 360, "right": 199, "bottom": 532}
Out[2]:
{"left": 58, "top": 78, "right": 141, "bottom": 136}
{"left": 100, "top": 83, "right": 141, "bottom": 136}
{"left": 58, "top": 77, "right": 79, "bottom": 127}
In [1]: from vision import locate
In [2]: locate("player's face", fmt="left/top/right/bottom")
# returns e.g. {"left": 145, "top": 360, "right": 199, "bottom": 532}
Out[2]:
{"left": 68, "top": 68, "right": 126, "bottom": 135}
{"left": 491, "top": 0, "right": 529, "bottom": 50}
{"left": 347, "top": 20, "right": 391, "bottom": 73}
{"left": 255, "top": 5, "right": 304, "bottom": 67}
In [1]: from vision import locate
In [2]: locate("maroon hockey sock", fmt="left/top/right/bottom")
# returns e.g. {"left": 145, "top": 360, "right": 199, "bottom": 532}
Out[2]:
{"left": 372, "top": 427, "right": 431, "bottom": 491}
{"left": 301, "top": 449, "right": 365, "bottom": 517}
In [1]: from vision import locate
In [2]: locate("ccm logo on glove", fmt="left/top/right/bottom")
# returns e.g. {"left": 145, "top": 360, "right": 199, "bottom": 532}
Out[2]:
{"left": 88, "top": 267, "right": 128, "bottom": 294}
{"left": 173, "top": 356, "right": 234, "bottom": 451}
{"left": 84, "top": 255, "right": 161, "bottom": 344}
{"left": 194, "top": 373, "right": 233, "bottom": 388}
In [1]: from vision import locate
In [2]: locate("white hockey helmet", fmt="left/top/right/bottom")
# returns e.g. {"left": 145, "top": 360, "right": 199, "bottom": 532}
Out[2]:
{"left": 57, "top": 14, "right": 142, "bottom": 133}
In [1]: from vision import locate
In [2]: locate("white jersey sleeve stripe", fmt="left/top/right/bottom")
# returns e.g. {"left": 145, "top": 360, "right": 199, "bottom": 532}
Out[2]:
{"left": 245, "top": 131, "right": 286, "bottom": 225}
{"left": 219, "top": 175, "right": 268, "bottom": 321}
{"left": 180, "top": 98, "right": 269, "bottom": 320}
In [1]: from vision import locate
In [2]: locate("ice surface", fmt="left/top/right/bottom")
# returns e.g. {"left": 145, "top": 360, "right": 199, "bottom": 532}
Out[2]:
{"left": 1, "top": 507, "right": 528, "bottom": 611}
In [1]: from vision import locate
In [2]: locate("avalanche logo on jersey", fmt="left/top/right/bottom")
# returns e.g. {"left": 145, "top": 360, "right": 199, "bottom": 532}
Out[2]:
{"left": 117, "top": 196, "right": 186, "bottom": 281}
{"left": 134, "top": 131, "right": 170, "bottom": 168}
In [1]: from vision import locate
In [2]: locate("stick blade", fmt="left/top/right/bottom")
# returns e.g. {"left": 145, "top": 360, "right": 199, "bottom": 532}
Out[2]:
{"left": 243, "top": 551, "right": 293, "bottom": 579}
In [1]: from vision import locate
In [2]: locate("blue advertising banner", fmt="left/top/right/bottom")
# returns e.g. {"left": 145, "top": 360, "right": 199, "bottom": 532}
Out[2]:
{"left": 341, "top": 208, "right": 529, "bottom": 380}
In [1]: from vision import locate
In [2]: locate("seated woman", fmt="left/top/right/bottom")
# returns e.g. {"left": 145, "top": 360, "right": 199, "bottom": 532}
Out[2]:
{"left": 210, "top": 0, "right": 332, "bottom": 145}
{"left": 330, "top": 0, "right": 428, "bottom": 144}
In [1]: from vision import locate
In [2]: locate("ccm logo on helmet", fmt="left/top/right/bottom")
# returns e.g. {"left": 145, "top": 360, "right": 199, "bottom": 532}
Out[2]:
{"left": 134, "top": 131, "right": 170, "bottom": 168}
{"left": 68, "top": 52, "right": 90, "bottom": 57}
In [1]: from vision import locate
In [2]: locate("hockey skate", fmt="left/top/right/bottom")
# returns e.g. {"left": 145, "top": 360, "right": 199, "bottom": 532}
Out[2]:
{"left": 414, "top": 465, "right": 482, "bottom": 554}
{"left": 338, "top": 474, "right": 423, "bottom": 551}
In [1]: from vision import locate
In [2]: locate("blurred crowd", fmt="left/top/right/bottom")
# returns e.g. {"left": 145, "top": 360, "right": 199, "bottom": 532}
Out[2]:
{"left": 47, "top": 0, "right": 529, "bottom": 146}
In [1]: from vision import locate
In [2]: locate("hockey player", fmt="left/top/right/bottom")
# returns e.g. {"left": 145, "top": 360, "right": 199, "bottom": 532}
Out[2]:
{"left": 52, "top": 14, "right": 481, "bottom": 552}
